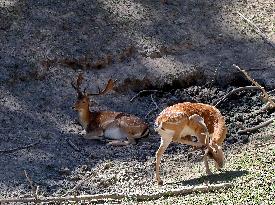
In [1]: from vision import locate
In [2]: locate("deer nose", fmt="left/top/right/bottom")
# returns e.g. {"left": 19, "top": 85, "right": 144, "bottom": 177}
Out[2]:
{"left": 71, "top": 106, "right": 76, "bottom": 110}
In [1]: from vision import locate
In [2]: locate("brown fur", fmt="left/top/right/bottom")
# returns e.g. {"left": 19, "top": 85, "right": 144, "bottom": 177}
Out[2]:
{"left": 155, "top": 102, "right": 227, "bottom": 185}
{"left": 73, "top": 95, "right": 148, "bottom": 145}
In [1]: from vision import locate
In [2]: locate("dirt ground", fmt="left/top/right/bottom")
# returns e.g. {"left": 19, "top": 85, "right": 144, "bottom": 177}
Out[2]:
{"left": 0, "top": 0, "right": 275, "bottom": 88}
{"left": 1, "top": 78, "right": 274, "bottom": 200}
{"left": 0, "top": 0, "right": 274, "bottom": 203}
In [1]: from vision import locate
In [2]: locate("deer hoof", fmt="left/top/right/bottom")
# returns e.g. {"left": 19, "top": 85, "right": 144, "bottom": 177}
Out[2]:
{"left": 157, "top": 180, "right": 163, "bottom": 186}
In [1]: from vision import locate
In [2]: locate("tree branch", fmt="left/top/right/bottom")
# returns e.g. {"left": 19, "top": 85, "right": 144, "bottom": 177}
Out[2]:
{"left": 238, "top": 118, "right": 275, "bottom": 134}
{"left": 130, "top": 90, "right": 162, "bottom": 102}
{"left": 233, "top": 64, "right": 275, "bottom": 108}
{"left": 214, "top": 86, "right": 261, "bottom": 106}
{"left": 0, "top": 183, "right": 232, "bottom": 203}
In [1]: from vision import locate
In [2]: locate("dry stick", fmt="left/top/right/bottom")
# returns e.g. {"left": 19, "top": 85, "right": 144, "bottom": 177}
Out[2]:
{"left": 267, "top": 89, "right": 275, "bottom": 94}
{"left": 0, "top": 183, "right": 232, "bottom": 204}
{"left": 66, "top": 138, "right": 80, "bottom": 152}
{"left": 238, "top": 117, "right": 275, "bottom": 134}
{"left": 236, "top": 12, "right": 275, "bottom": 49}
{"left": 214, "top": 86, "right": 261, "bottom": 107}
{"left": 233, "top": 64, "right": 275, "bottom": 108}
{"left": 62, "top": 173, "right": 94, "bottom": 197}
{"left": 130, "top": 90, "right": 161, "bottom": 102}
{"left": 24, "top": 170, "right": 39, "bottom": 201}
{"left": 0, "top": 141, "right": 40, "bottom": 154}
{"left": 253, "top": 102, "right": 273, "bottom": 114}
{"left": 145, "top": 94, "right": 160, "bottom": 119}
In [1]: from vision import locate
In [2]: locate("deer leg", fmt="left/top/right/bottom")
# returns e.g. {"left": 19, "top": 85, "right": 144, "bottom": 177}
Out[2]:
{"left": 107, "top": 140, "right": 130, "bottom": 146}
{"left": 83, "top": 133, "right": 104, "bottom": 140}
{"left": 107, "top": 136, "right": 137, "bottom": 146}
{"left": 155, "top": 135, "right": 172, "bottom": 186}
{"left": 203, "top": 152, "right": 212, "bottom": 175}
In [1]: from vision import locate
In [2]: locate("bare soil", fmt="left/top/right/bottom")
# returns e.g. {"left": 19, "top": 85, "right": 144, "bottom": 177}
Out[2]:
{"left": 0, "top": 0, "right": 274, "bottom": 203}
{"left": 1, "top": 79, "right": 274, "bottom": 200}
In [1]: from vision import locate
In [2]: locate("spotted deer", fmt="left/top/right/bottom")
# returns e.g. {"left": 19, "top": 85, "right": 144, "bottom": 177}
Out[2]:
{"left": 71, "top": 74, "right": 149, "bottom": 145}
{"left": 154, "top": 102, "right": 227, "bottom": 185}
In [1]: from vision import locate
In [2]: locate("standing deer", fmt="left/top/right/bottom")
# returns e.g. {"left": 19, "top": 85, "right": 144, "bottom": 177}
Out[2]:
{"left": 71, "top": 74, "right": 149, "bottom": 145}
{"left": 154, "top": 102, "right": 227, "bottom": 185}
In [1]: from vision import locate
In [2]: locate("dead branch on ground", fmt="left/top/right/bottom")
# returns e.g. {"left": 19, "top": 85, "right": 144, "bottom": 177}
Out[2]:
{"left": 145, "top": 94, "right": 160, "bottom": 119}
{"left": 238, "top": 118, "right": 275, "bottom": 134}
{"left": 0, "top": 141, "right": 40, "bottom": 154}
{"left": 62, "top": 173, "right": 94, "bottom": 196}
{"left": 130, "top": 90, "right": 162, "bottom": 102}
{"left": 214, "top": 86, "right": 261, "bottom": 107}
{"left": 236, "top": 12, "right": 275, "bottom": 49}
{"left": 267, "top": 89, "right": 275, "bottom": 94}
{"left": 24, "top": 170, "right": 39, "bottom": 200}
{"left": 0, "top": 183, "right": 232, "bottom": 203}
{"left": 225, "top": 65, "right": 275, "bottom": 134}
{"left": 66, "top": 138, "right": 80, "bottom": 152}
{"left": 233, "top": 64, "right": 275, "bottom": 108}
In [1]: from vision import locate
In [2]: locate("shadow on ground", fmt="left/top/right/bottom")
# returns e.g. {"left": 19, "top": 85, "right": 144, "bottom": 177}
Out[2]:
{"left": 167, "top": 170, "right": 249, "bottom": 186}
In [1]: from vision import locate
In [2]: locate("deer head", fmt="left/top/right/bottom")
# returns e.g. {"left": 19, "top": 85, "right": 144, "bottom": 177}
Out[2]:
{"left": 189, "top": 114, "right": 224, "bottom": 170}
{"left": 71, "top": 73, "right": 116, "bottom": 111}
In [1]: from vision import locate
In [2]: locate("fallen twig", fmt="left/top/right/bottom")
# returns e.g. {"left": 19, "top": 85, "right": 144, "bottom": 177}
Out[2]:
{"left": 24, "top": 170, "right": 39, "bottom": 200}
{"left": 145, "top": 94, "right": 160, "bottom": 119}
{"left": 236, "top": 12, "right": 275, "bottom": 49}
{"left": 238, "top": 117, "right": 275, "bottom": 134}
{"left": 267, "top": 89, "right": 275, "bottom": 94}
{"left": 0, "top": 183, "right": 232, "bottom": 203}
{"left": 62, "top": 173, "right": 94, "bottom": 196}
{"left": 233, "top": 64, "right": 275, "bottom": 108}
{"left": 66, "top": 138, "right": 80, "bottom": 152}
{"left": 130, "top": 90, "right": 162, "bottom": 102}
{"left": 0, "top": 141, "right": 40, "bottom": 154}
{"left": 214, "top": 86, "right": 261, "bottom": 106}
{"left": 150, "top": 94, "right": 159, "bottom": 110}
{"left": 253, "top": 141, "right": 275, "bottom": 148}
{"left": 253, "top": 102, "right": 275, "bottom": 114}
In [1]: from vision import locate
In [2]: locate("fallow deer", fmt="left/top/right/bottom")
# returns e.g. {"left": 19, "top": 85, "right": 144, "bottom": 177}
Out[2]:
{"left": 71, "top": 74, "right": 149, "bottom": 145}
{"left": 154, "top": 102, "right": 227, "bottom": 185}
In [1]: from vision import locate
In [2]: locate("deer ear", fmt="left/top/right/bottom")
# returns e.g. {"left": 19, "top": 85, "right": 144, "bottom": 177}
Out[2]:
{"left": 189, "top": 114, "right": 207, "bottom": 130}
{"left": 189, "top": 114, "right": 204, "bottom": 124}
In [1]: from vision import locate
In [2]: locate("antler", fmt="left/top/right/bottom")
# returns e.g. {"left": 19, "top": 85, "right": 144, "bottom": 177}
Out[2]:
{"left": 86, "top": 79, "right": 116, "bottom": 96}
{"left": 71, "top": 73, "right": 84, "bottom": 96}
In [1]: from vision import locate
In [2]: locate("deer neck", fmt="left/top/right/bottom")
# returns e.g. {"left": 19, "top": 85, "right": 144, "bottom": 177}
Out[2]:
{"left": 78, "top": 108, "right": 91, "bottom": 130}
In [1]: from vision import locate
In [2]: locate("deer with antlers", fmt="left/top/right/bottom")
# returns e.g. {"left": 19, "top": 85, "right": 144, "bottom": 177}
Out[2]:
{"left": 154, "top": 102, "right": 227, "bottom": 185}
{"left": 71, "top": 74, "right": 149, "bottom": 145}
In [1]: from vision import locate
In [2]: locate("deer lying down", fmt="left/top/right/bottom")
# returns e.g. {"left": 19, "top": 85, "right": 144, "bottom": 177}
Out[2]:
{"left": 154, "top": 102, "right": 227, "bottom": 185}
{"left": 71, "top": 74, "right": 149, "bottom": 146}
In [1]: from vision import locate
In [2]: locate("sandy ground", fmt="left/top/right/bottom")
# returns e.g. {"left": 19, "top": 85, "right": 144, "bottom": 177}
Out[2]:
{"left": 0, "top": 0, "right": 274, "bottom": 88}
